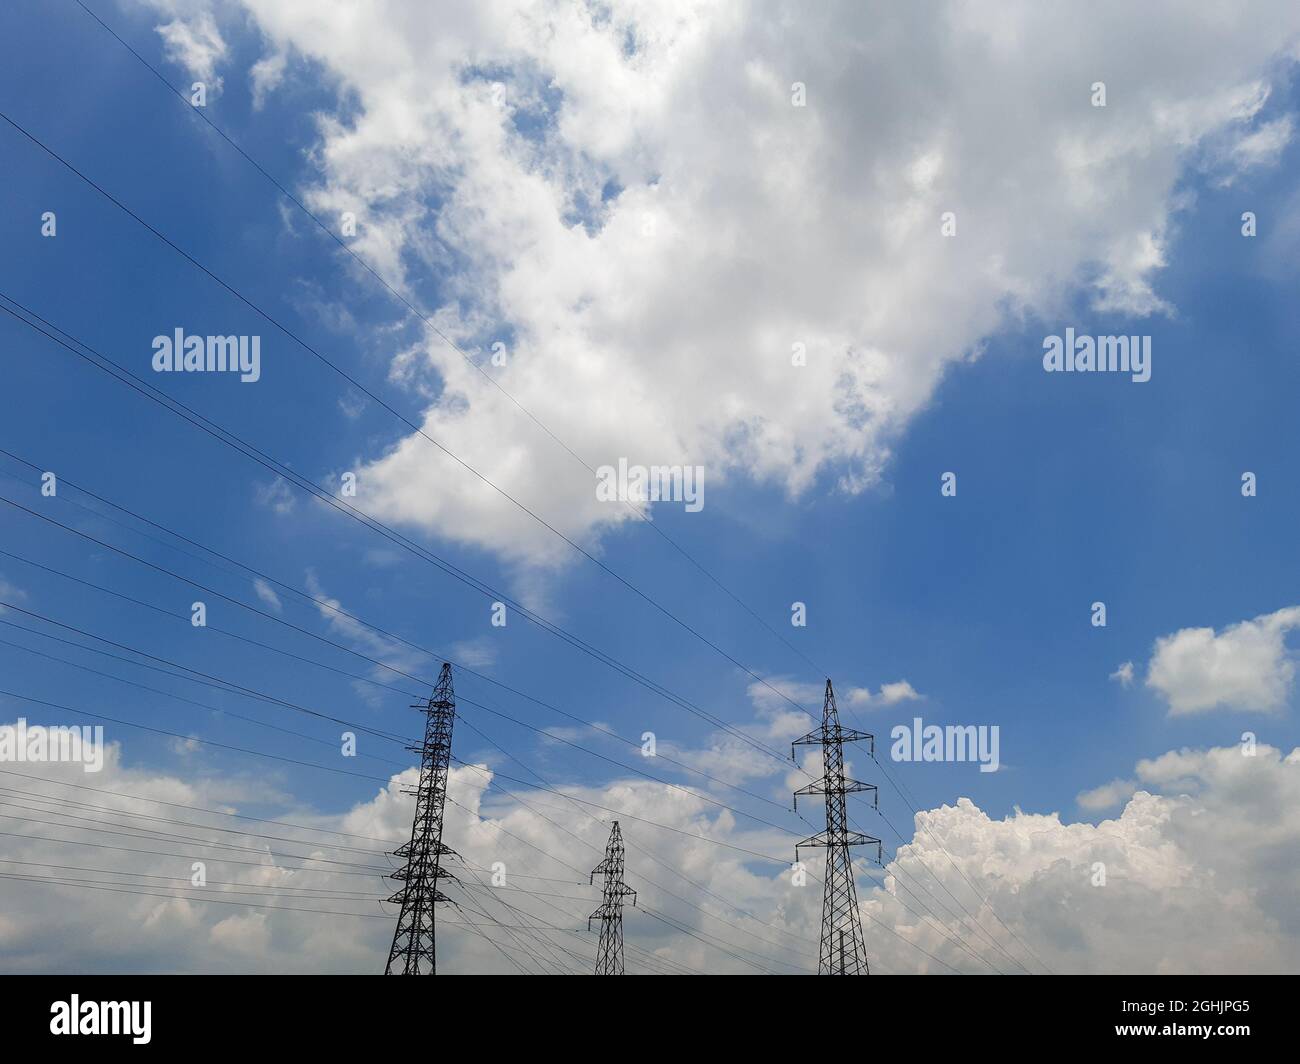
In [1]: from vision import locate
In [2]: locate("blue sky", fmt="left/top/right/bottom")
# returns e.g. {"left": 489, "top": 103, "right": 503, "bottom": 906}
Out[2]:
{"left": 3, "top": 1, "right": 1300, "bottom": 974}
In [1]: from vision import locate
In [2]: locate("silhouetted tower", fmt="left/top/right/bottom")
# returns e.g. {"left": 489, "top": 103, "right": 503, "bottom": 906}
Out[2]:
{"left": 793, "top": 679, "right": 881, "bottom": 974}
{"left": 589, "top": 821, "right": 637, "bottom": 975}
{"left": 385, "top": 662, "right": 458, "bottom": 975}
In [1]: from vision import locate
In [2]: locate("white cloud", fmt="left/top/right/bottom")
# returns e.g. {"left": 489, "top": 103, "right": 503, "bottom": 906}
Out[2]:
{"left": 161, "top": 0, "right": 1300, "bottom": 569}
{"left": 878, "top": 681, "right": 921, "bottom": 706}
{"left": 1076, "top": 777, "right": 1137, "bottom": 811}
{"left": 300, "top": 571, "right": 443, "bottom": 704}
{"left": 254, "top": 478, "right": 296, "bottom": 515}
{"left": 209, "top": 912, "right": 271, "bottom": 955}
{"left": 249, "top": 50, "right": 287, "bottom": 110}
{"left": 1206, "top": 114, "right": 1295, "bottom": 187}
{"left": 847, "top": 680, "right": 922, "bottom": 708}
{"left": 447, "top": 637, "right": 496, "bottom": 669}
{"left": 1146, "top": 605, "right": 1300, "bottom": 715}
{"left": 154, "top": 8, "right": 227, "bottom": 89}
{"left": 1110, "top": 661, "right": 1135, "bottom": 687}
{"left": 252, "top": 578, "right": 282, "bottom": 612}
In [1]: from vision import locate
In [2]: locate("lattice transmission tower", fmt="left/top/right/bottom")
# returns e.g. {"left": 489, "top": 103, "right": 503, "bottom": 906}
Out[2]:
{"left": 793, "top": 678, "right": 881, "bottom": 974}
{"left": 589, "top": 821, "right": 637, "bottom": 975}
{"left": 384, "top": 662, "right": 458, "bottom": 975}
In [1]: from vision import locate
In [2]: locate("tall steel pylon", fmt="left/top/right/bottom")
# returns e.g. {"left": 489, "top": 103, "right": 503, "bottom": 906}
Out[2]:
{"left": 384, "top": 662, "right": 458, "bottom": 975}
{"left": 589, "top": 821, "right": 637, "bottom": 975}
{"left": 793, "top": 678, "right": 882, "bottom": 974}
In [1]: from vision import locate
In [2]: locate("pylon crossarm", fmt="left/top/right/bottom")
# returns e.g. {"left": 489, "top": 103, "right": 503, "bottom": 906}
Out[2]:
{"left": 796, "top": 829, "right": 832, "bottom": 852}
{"left": 843, "top": 780, "right": 878, "bottom": 807}
{"left": 843, "top": 830, "right": 881, "bottom": 846}
{"left": 794, "top": 779, "right": 829, "bottom": 808}
{"left": 837, "top": 726, "right": 874, "bottom": 748}
{"left": 792, "top": 729, "right": 826, "bottom": 751}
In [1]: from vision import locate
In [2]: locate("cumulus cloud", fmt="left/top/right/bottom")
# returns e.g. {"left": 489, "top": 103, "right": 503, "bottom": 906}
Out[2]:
{"left": 1110, "top": 661, "right": 1134, "bottom": 687}
{"left": 876, "top": 744, "right": 1300, "bottom": 973}
{"left": 166, "top": 0, "right": 1300, "bottom": 569}
{"left": 1146, "top": 606, "right": 1300, "bottom": 715}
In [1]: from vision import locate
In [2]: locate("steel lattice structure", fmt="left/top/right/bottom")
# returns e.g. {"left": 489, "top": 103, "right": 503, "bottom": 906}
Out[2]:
{"left": 794, "top": 679, "right": 882, "bottom": 975}
{"left": 589, "top": 821, "right": 637, "bottom": 975}
{"left": 384, "top": 662, "right": 458, "bottom": 975}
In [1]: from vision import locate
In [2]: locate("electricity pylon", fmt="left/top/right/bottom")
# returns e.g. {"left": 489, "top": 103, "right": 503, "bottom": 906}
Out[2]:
{"left": 589, "top": 821, "right": 637, "bottom": 974}
{"left": 385, "top": 662, "right": 458, "bottom": 975}
{"left": 794, "top": 678, "right": 881, "bottom": 974}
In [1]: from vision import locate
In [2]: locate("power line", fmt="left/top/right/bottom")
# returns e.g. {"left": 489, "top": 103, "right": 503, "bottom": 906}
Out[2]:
{"left": 0, "top": 825, "right": 393, "bottom": 879}
{"left": 0, "top": 786, "right": 389, "bottom": 858}
{"left": 0, "top": 803, "right": 389, "bottom": 872}
{"left": 0, "top": 291, "right": 794, "bottom": 766}
{"left": 0, "top": 686, "right": 395, "bottom": 784}
{"left": 0, "top": 868, "right": 396, "bottom": 919}
{"left": 0, "top": 628, "right": 410, "bottom": 771}
{"left": 0, "top": 549, "right": 800, "bottom": 837}
{"left": 0, "top": 857, "right": 386, "bottom": 898}
{"left": 0, "top": 505, "right": 803, "bottom": 829}
{"left": 0, "top": 447, "right": 797, "bottom": 811}
{"left": 0, "top": 764, "right": 403, "bottom": 845}
{"left": 0, "top": 596, "right": 413, "bottom": 745}
{"left": 455, "top": 691, "right": 799, "bottom": 833}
